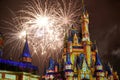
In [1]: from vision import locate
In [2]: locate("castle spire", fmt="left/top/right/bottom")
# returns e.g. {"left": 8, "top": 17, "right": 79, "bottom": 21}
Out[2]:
{"left": 73, "top": 33, "right": 78, "bottom": 45}
{"left": 64, "top": 52, "right": 73, "bottom": 79}
{"left": 48, "top": 58, "right": 55, "bottom": 70}
{"left": 20, "top": 34, "right": 32, "bottom": 63}
{"left": 80, "top": 0, "right": 90, "bottom": 41}
{"left": 106, "top": 63, "right": 113, "bottom": 77}
{"left": 66, "top": 52, "right": 72, "bottom": 65}
{"left": 45, "top": 58, "right": 55, "bottom": 79}
{"left": 95, "top": 53, "right": 102, "bottom": 66}
{"left": 95, "top": 53, "right": 104, "bottom": 79}
{"left": 82, "top": 0, "right": 85, "bottom": 14}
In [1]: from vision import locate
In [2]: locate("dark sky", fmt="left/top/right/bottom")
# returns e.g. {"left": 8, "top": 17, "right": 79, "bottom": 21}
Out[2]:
{"left": 0, "top": 0, "right": 120, "bottom": 76}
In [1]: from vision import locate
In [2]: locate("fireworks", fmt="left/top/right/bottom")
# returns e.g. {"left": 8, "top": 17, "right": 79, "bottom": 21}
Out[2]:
{"left": 0, "top": 0, "right": 81, "bottom": 64}
{"left": 19, "top": 30, "right": 27, "bottom": 39}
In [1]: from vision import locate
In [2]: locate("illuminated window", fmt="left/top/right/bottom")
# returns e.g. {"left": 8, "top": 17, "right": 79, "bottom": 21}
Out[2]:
{"left": 5, "top": 74, "right": 16, "bottom": 80}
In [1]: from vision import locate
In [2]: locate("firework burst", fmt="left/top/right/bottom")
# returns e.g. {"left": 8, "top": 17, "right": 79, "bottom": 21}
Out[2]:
{"left": 0, "top": 0, "right": 82, "bottom": 66}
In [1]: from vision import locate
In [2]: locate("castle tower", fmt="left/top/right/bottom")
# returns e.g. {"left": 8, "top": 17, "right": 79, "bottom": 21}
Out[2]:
{"left": 45, "top": 58, "right": 55, "bottom": 80}
{"left": 64, "top": 52, "right": 73, "bottom": 80}
{"left": 106, "top": 63, "right": 113, "bottom": 80}
{"left": 80, "top": 0, "right": 91, "bottom": 67}
{"left": 95, "top": 53, "right": 104, "bottom": 80}
{"left": 19, "top": 38, "right": 32, "bottom": 63}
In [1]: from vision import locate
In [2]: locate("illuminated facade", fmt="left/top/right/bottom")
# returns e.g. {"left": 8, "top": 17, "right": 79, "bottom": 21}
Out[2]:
{"left": 43, "top": 2, "right": 119, "bottom": 80}
{"left": 0, "top": 34, "right": 40, "bottom": 80}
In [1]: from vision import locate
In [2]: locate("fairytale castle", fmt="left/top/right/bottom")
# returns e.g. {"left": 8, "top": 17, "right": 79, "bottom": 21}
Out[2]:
{"left": 42, "top": 2, "right": 119, "bottom": 80}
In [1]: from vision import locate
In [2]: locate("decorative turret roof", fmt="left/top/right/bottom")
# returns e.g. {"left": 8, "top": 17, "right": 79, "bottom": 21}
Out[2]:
{"left": 48, "top": 58, "right": 55, "bottom": 70}
{"left": 81, "top": 0, "right": 86, "bottom": 14}
{"left": 106, "top": 63, "right": 113, "bottom": 76}
{"left": 95, "top": 53, "right": 102, "bottom": 66}
{"left": 94, "top": 53, "right": 104, "bottom": 77}
{"left": 66, "top": 52, "right": 72, "bottom": 65}
{"left": 21, "top": 40, "right": 31, "bottom": 58}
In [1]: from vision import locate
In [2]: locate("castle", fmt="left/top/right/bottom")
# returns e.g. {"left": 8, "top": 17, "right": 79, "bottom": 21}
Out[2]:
{"left": 43, "top": 1, "right": 119, "bottom": 80}
{"left": 0, "top": 0, "right": 119, "bottom": 80}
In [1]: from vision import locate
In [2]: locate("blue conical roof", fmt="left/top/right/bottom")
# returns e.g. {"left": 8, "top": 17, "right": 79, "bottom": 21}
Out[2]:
{"left": 48, "top": 58, "right": 55, "bottom": 70}
{"left": 22, "top": 40, "right": 31, "bottom": 58}
{"left": 106, "top": 63, "right": 113, "bottom": 76}
{"left": 95, "top": 53, "right": 102, "bottom": 66}
{"left": 66, "top": 52, "right": 72, "bottom": 64}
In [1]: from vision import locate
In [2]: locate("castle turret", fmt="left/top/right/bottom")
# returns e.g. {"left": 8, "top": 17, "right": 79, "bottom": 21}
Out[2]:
{"left": 95, "top": 53, "right": 104, "bottom": 80}
{"left": 19, "top": 38, "right": 32, "bottom": 63}
{"left": 45, "top": 58, "right": 55, "bottom": 80}
{"left": 80, "top": 0, "right": 91, "bottom": 67}
{"left": 106, "top": 63, "right": 113, "bottom": 80}
{"left": 64, "top": 52, "right": 73, "bottom": 80}
{"left": 80, "top": 0, "right": 90, "bottom": 42}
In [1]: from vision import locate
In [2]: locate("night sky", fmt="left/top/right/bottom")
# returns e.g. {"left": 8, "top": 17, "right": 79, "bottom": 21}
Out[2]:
{"left": 0, "top": 0, "right": 120, "bottom": 76}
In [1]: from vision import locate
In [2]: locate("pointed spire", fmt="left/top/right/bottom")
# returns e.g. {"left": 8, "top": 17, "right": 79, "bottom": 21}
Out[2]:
{"left": 21, "top": 35, "right": 31, "bottom": 58}
{"left": 73, "top": 33, "right": 78, "bottom": 44}
{"left": 48, "top": 58, "right": 55, "bottom": 70}
{"left": 82, "top": 0, "right": 86, "bottom": 14}
{"left": 95, "top": 53, "right": 102, "bottom": 65}
{"left": 66, "top": 53, "right": 72, "bottom": 64}
{"left": 94, "top": 53, "right": 104, "bottom": 77}
{"left": 106, "top": 62, "right": 113, "bottom": 76}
